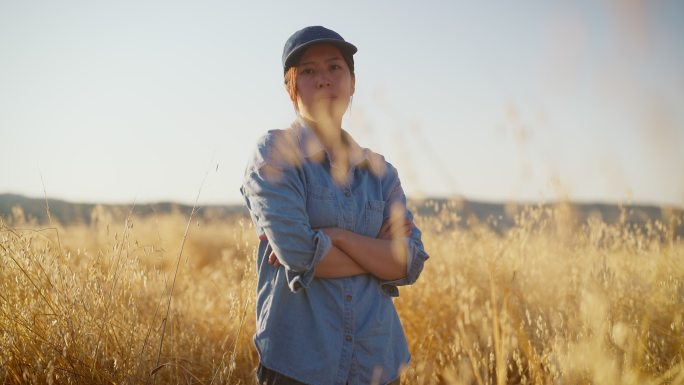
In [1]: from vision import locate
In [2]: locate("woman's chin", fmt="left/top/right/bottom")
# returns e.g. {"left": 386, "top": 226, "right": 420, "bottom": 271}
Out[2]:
{"left": 303, "top": 104, "right": 348, "bottom": 123}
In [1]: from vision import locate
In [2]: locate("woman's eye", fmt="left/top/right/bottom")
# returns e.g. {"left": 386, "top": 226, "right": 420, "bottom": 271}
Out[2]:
{"left": 330, "top": 64, "right": 341, "bottom": 70}
{"left": 301, "top": 68, "right": 314, "bottom": 75}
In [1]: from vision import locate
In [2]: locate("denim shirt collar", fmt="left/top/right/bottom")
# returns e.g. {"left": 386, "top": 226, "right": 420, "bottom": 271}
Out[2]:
{"left": 293, "top": 118, "right": 368, "bottom": 168}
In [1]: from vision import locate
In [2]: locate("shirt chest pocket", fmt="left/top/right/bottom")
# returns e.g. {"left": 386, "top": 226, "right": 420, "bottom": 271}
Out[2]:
{"left": 306, "top": 184, "right": 339, "bottom": 230}
{"left": 362, "top": 200, "right": 385, "bottom": 238}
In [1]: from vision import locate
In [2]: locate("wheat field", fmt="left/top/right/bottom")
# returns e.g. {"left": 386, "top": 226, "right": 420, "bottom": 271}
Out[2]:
{"left": 1, "top": 202, "right": 683, "bottom": 385}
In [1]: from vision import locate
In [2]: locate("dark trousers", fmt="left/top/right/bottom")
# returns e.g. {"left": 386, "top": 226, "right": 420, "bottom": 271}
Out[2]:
{"left": 257, "top": 363, "right": 400, "bottom": 385}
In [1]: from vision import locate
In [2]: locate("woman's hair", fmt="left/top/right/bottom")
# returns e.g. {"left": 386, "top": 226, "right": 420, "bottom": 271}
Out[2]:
{"left": 283, "top": 47, "right": 355, "bottom": 111}
{"left": 284, "top": 66, "right": 299, "bottom": 107}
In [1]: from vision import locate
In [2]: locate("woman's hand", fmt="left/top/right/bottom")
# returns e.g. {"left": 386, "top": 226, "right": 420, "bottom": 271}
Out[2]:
{"left": 269, "top": 251, "right": 282, "bottom": 268}
{"left": 259, "top": 234, "right": 283, "bottom": 268}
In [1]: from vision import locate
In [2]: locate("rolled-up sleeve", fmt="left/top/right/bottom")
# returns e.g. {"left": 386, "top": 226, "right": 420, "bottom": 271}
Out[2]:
{"left": 240, "top": 138, "right": 331, "bottom": 293}
{"left": 378, "top": 163, "right": 429, "bottom": 296}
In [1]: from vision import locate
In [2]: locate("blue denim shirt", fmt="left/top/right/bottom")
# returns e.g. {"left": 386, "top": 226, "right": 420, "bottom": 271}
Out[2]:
{"left": 240, "top": 120, "right": 429, "bottom": 385}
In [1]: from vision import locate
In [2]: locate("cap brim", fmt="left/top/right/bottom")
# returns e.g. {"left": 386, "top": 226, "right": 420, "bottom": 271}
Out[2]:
{"left": 284, "top": 39, "right": 357, "bottom": 71}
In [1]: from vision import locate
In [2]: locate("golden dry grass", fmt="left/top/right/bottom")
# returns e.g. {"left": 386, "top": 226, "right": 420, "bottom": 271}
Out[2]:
{"left": 1, "top": 202, "right": 683, "bottom": 384}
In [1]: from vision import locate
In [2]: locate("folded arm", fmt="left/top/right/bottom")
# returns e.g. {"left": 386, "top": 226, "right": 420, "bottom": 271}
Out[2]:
{"left": 313, "top": 245, "right": 367, "bottom": 278}
{"left": 320, "top": 218, "right": 412, "bottom": 280}
{"left": 267, "top": 217, "right": 412, "bottom": 279}
{"left": 242, "top": 159, "right": 334, "bottom": 292}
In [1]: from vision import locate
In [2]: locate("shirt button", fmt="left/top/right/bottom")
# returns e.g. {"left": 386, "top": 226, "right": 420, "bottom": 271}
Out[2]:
{"left": 345, "top": 295, "right": 352, "bottom": 302}
{"left": 345, "top": 335, "right": 352, "bottom": 342}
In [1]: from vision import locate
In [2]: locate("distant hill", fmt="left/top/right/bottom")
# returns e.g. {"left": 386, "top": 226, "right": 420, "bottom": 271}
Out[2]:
{"left": 410, "top": 197, "right": 683, "bottom": 237}
{"left": 1, "top": 193, "right": 682, "bottom": 238}
{"left": 0, "top": 193, "right": 247, "bottom": 225}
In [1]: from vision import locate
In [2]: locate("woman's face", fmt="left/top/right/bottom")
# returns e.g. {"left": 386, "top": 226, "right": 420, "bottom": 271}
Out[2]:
{"left": 294, "top": 44, "right": 355, "bottom": 126}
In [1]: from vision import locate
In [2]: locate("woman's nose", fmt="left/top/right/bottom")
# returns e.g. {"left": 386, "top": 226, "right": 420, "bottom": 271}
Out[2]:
{"left": 316, "top": 74, "right": 331, "bottom": 88}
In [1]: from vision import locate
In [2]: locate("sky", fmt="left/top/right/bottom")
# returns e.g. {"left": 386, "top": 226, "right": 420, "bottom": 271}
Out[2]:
{"left": 1, "top": 0, "right": 683, "bottom": 207}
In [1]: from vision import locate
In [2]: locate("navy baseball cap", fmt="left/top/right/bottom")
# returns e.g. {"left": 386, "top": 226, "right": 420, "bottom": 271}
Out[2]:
{"left": 282, "top": 26, "right": 357, "bottom": 73}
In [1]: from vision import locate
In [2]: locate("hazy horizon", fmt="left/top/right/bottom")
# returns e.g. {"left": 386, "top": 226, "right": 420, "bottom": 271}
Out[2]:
{"left": 2, "top": 190, "right": 681, "bottom": 210}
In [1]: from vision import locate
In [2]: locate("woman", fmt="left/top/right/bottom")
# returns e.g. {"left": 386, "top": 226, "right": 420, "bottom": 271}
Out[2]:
{"left": 240, "top": 26, "right": 429, "bottom": 385}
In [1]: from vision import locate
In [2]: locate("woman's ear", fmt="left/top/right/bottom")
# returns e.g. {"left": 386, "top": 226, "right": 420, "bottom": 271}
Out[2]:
{"left": 351, "top": 75, "right": 356, "bottom": 95}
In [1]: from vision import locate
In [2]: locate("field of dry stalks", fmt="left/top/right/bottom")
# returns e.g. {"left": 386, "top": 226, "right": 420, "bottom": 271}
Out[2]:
{"left": 1, "top": 202, "right": 683, "bottom": 385}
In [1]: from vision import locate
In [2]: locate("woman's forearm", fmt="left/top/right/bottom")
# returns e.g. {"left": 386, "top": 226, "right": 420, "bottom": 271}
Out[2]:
{"left": 324, "top": 229, "right": 407, "bottom": 281}
{"left": 314, "top": 245, "right": 368, "bottom": 278}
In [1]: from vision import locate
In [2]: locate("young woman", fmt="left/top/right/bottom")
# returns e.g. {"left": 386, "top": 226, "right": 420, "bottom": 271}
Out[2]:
{"left": 240, "top": 26, "right": 429, "bottom": 385}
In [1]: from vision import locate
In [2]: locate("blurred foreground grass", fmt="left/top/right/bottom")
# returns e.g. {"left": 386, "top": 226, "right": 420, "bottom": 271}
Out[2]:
{"left": 1, "top": 202, "right": 683, "bottom": 384}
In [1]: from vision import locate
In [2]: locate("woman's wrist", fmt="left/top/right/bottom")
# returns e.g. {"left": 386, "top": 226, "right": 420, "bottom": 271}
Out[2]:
{"left": 322, "top": 227, "right": 349, "bottom": 246}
